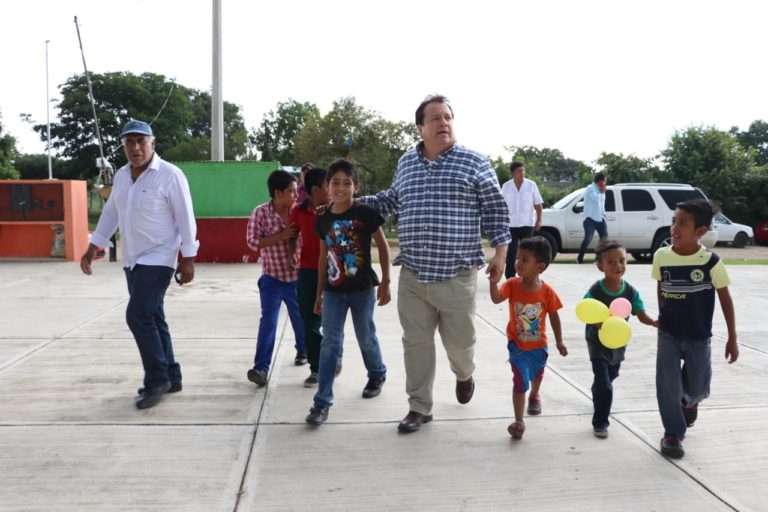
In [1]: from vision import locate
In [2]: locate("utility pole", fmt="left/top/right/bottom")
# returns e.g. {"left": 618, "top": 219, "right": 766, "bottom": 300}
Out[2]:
{"left": 211, "top": 0, "right": 224, "bottom": 161}
{"left": 45, "top": 40, "right": 53, "bottom": 179}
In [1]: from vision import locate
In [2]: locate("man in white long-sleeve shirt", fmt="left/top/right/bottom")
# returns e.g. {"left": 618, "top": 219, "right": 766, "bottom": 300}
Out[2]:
{"left": 81, "top": 119, "right": 199, "bottom": 409}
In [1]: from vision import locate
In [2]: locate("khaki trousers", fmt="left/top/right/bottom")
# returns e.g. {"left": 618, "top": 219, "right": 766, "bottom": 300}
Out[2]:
{"left": 397, "top": 267, "right": 477, "bottom": 415}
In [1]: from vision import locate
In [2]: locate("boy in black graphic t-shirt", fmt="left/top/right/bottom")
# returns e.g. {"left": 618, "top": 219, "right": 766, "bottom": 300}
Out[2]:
{"left": 305, "top": 159, "right": 391, "bottom": 426}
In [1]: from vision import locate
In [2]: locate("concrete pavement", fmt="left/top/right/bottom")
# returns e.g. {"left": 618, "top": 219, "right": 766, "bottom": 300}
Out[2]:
{"left": 0, "top": 259, "right": 766, "bottom": 511}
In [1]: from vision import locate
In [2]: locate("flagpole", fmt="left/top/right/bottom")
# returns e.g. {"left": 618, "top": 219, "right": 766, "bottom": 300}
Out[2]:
{"left": 45, "top": 39, "right": 53, "bottom": 180}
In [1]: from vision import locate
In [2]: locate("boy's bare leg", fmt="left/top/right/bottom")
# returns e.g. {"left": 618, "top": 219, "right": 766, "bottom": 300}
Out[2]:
{"left": 530, "top": 376, "right": 543, "bottom": 399}
{"left": 513, "top": 391, "right": 526, "bottom": 421}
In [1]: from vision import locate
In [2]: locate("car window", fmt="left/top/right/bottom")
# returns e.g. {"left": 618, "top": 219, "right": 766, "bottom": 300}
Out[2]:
{"left": 657, "top": 189, "right": 704, "bottom": 210}
{"left": 605, "top": 190, "right": 615, "bottom": 212}
{"left": 621, "top": 189, "right": 655, "bottom": 211}
{"left": 551, "top": 189, "right": 583, "bottom": 209}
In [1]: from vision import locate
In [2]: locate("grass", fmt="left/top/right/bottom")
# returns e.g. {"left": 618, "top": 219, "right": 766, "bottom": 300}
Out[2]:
{"left": 87, "top": 193, "right": 104, "bottom": 230}
{"left": 722, "top": 258, "right": 768, "bottom": 265}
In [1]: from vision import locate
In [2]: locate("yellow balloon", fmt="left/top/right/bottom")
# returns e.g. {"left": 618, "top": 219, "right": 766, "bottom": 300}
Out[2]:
{"left": 575, "top": 298, "right": 610, "bottom": 324}
{"left": 598, "top": 316, "right": 632, "bottom": 349}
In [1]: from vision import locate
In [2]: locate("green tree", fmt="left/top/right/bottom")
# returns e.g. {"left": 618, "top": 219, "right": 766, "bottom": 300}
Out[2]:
{"left": 739, "top": 172, "right": 768, "bottom": 224}
{"left": 490, "top": 156, "right": 510, "bottom": 185}
{"left": 162, "top": 139, "right": 210, "bottom": 162}
{"left": 293, "top": 97, "right": 419, "bottom": 194}
{"left": 596, "top": 152, "right": 660, "bottom": 183}
{"left": 252, "top": 99, "right": 321, "bottom": 165}
{"left": 30, "top": 72, "right": 249, "bottom": 179}
{"left": 730, "top": 120, "right": 768, "bottom": 167}
{"left": 491, "top": 156, "right": 571, "bottom": 207}
{"left": 508, "top": 145, "right": 591, "bottom": 182}
{"left": 12, "top": 153, "right": 67, "bottom": 180}
{"left": 661, "top": 126, "right": 757, "bottom": 220}
{"left": 0, "top": 112, "right": 20, "bottom": 179}
{"left": 186, "top": 90, "right": 249, "bottom": 160}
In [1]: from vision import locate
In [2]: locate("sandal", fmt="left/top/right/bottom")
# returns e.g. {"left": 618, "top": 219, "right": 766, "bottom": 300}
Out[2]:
{"left": 527, "top": 395, "right": 542, "bottom": 416}
{"left": 507, "top": 420, "right": 526, "bottom": 439}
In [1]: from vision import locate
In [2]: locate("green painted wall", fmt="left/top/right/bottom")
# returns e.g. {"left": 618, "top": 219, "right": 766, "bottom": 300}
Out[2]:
{"left": 174, "top": 161, "right": 280, "bottom": 218}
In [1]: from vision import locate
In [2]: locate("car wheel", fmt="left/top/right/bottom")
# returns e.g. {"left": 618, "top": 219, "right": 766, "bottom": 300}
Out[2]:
{"left": 535, "top": 230, "right": 558, "bottom": 261}
{"left": 630, "top": 252, "right": 652, "bottom": 263}
{"left": 732, "top": 232, "right": 749, "bottom": 248}
{"left": 652, "top": 229, "right": 672, "bottom": 253}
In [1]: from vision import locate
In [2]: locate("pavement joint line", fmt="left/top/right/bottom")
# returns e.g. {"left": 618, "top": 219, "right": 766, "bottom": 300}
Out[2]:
{"left": 0, "top": 422, "right": 257, "bottom": 427}
{"left": 232, "top": 313, "right": 292, "bottom": 512}
{"left": 0, "top": 299, "right": 127, "bottom": 373}
{"left": 0, "top": 276, "right": 34, "bottom": 290}
{"left": 0, "top": 338, "right": 61, "bottom": 373}
{"left": 56, "top": 336, "right": 257, "bottom": 340}
{"left": 615, "top": 415, "right": 745, "bottom": 512}
{"left": 5, "top": 407, "right": 760, "bottom": 428}
{"left": 738, "top": 341, "right": 768, "bottom": 355}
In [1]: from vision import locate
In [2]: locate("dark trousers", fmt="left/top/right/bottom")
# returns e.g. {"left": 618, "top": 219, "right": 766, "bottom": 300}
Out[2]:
{"left": 591, "top": 358, "right": 620, "bottom": 428}
{"left": 124, "top": 265, "right": 180, "bottom": 390}
{"left": 504, "top": 226, "right": 535, "bottom": 278}
{"left": 298, "top": 269, "right": 323, "bottom": 373}
{"left": 578, "top": 217, "right": 608, "bottom": 262}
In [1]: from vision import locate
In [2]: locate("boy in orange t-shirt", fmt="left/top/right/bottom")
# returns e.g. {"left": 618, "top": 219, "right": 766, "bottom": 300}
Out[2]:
{"left": 490, "top": 236, "right": 567, "bottom": 439}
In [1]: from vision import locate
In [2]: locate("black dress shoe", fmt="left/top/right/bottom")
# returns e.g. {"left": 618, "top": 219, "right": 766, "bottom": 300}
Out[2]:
{"left": 135, "top": 382, "right": 172, "bottom": 409}
{"left": 397, "top": 411, "right": 433, "bottom": 433}
{"left": 456, "top": 376, "right": 475, "bottom": 404}
{"left": 362, "top": 375, "right": 386, "bottom": 398}
{"left": 137, "top": 383, "right": 182, "bottom": 395}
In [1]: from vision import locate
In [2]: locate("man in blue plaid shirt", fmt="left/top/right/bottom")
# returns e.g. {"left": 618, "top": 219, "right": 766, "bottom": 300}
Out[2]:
{"left": 363, "top": 94, "right": 511, "bottom": 433}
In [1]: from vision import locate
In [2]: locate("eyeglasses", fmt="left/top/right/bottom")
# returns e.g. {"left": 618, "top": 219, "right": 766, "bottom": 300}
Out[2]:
{"left": 122, "top": 136, "right": 153, "bottom": 147}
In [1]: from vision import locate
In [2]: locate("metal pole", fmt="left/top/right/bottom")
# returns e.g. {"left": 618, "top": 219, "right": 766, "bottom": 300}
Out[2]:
{"left": 73, "top": 17, "right": 106, "bottom": 169}
{"left": 45, "top": 40, "right": 53, "bottom": 180}
{"left": 211, "top": 0, "right": 224, "bottom": 161}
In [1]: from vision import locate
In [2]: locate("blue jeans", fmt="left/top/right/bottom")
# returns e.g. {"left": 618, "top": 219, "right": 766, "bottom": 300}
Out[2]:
{"left": 505, "top": 226, "right": 535, "bottom": 278}
{"left": 124, "top": 265, "right": 180, "bottom": 390}
{"left": 578, "top": 217, "right": 608, "bottom": 262}
{"left": 253, "top": 274, "right": 305, "bottom": 372}
{"left": 591, "top": 358, "right": 621, "bottom": 429}
{"left": 656, "top": 329, "right": 711, "bottom": 440}
{"left": 313, "top": 288, "right": 386, "bottom": 408}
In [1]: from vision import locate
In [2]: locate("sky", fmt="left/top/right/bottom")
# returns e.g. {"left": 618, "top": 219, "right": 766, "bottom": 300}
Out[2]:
{"left": 2, "top": 0, "right": 767, "bottom": 167}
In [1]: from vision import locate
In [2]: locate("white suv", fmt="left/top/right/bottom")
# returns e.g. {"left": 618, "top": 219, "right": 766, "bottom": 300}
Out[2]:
{"left": 535, "top": 183, "right": 718, "bottom": 262}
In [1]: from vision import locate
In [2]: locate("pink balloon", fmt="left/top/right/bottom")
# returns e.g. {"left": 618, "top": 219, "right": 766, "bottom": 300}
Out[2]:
{"left": 609, "top": 297, "right": 632, "bottom": 318}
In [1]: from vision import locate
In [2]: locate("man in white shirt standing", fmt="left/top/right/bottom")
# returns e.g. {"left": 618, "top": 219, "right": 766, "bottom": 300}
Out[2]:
{"left": 80, "top": 119, "right": 199, "bottom": 409}
{"left": 501, "top": 162, "right": 543, "bottom": 278}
